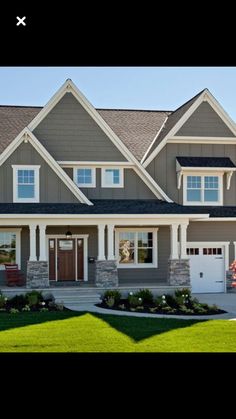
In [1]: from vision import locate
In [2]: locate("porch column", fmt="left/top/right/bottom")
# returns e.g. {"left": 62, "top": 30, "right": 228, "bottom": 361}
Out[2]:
{"left": 179, "top": 222, "right": 188, "bottom": 259}
{"left": 29, "top": 223, "right": 37, "bottom": 261}
{"left": 107, "top": 224, "right": 115, "bottom": 260}
{"left": 97, "top": 224, "right": 106, "bottom": 260}
{"left": 170, "top": 223, "right": 179, "bottom": 259}
{"left": 39, "top": 224, "right": 47, "bottom": 261}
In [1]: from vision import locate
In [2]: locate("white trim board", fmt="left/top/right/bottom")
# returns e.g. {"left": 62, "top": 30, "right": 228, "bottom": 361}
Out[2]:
{"left": 143, "top": 89, "right": 236, "bottom": 168}
{"left": 187, "top": 241, "right": 230, "bottom": 293}
{"left": 46, "top": 234, "right": 88, "bottom": 282}
{"left": 58, "top": 161, "right": 134, "bottom": 167}
{"left": 26, "top": 79, "right": 171, "bottom": 202}
{"left": 0, "top": 128, "right": 92, "bottom": 205}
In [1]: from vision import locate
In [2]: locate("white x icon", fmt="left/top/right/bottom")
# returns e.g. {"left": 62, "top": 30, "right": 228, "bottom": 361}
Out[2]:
{"left": 16, "top": 16, "right": 26, "bottom": 26}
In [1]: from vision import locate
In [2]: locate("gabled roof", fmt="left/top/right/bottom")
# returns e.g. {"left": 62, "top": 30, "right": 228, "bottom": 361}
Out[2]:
{"left": 0, "top": 127, "right": 93, "bottom": 205}
{"left": 176, "top": 156, "right": 236, "bottom": 168}
{"left": 0, "top": 105, "right": 170, "bottom": 161}
{"left": 141, "top": 90, "right": 205, "bottom": 164}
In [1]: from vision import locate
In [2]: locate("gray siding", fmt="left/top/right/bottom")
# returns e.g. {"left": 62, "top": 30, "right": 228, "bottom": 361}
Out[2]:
{"left": 118, "top": 226, "right": 170, "bottom": 284}
{"left": 33, "top": 93, "right": 127, "bottom": 162}
{"left": 176, "top": 102, "right": 234, "bottom": 137}
{"left": 0, "top": 142, "right": 79, "bottom": 203}
{"left": 188, "top": 221, "right": 236, "bottom": 264}
{"left": 63, "top": 167, "right": 156, "bottom": 199}
{"left": 147, "top": 143, "right": 236, "bottom": 205}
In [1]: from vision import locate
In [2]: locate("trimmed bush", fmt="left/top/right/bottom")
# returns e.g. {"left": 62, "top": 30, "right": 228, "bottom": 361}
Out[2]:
{"left": 26, "top": 291, "right": 43, "bottom": 307}
{"left": 175, "top": 288, "right": 191, "bottom": 298}
{"left": 134, "top": 289, "right": 153, "bottom": 305}
{"left": 8, "top": 294, "right": 28, "bottom": 310}
{"left": 103, "top": 290, "right": 121, "bottom": 305}
{"left": 128, "top": 295, "right": 141, "bottom": 308}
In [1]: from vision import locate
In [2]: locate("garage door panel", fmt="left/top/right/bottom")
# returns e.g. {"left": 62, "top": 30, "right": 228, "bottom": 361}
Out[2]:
{"left": 187, "top": 246, "right": 225, "bottom": 293}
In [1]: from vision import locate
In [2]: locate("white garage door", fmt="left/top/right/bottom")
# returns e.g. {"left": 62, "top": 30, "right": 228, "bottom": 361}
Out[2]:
{"left": 187, "top": 245, "right": 225, "bottom": 293}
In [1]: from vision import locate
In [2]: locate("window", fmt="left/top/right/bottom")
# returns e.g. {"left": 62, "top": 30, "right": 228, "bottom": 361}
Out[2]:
{"left": 12, "top": 165, "right": 40, "bottom": 202}
{"left": 101, "top": 168, "right": 124, "bottom": 187}
{"left": 74, "top": 167, "right": 96, "bottom": 188}
{"left": 184, "top": 174, "right": 222, "bottom": 205}
{"left": 0, "top": 230, "right": 21, "bottom": 270}
{"left": 116, "top": 229, "right": 158, "bottom": 268}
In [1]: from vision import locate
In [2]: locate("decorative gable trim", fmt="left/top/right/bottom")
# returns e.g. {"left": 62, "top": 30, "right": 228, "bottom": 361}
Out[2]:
{"left": 27, "top": 79, "right": 172, "bottom": 202}
{"left": 143, "top": 89, "right": 236, "bottom": 168}
{"left": 0, "top": 128, "right": 93, "bottom": 205}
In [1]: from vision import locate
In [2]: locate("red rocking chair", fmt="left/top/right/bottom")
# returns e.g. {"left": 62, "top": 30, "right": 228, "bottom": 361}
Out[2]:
{"left": 4, "top": 264, "right": 25, "bottom": 287}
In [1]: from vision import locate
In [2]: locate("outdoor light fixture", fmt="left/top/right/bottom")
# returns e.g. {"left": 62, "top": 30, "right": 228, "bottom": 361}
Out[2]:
{"left": 65, "top": 227, "right": 72, "bottom": 239}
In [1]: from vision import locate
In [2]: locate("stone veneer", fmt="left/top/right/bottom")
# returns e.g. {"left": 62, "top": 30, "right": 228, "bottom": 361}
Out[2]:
{"left": 167, "top": 259, "right": 190, "bottom": 286}
{"left": 95, "top": 260, "right": 118, "bottom": 287}
{"left": 26, "top": 261, "right": 49, "bottom": 288}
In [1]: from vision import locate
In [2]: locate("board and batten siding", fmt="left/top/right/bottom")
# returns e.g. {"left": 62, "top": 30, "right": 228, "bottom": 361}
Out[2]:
{"left": 63, "top": 167, "right": 156, "bottom": 199}
{"left": 188, "top": 221, "right": 236, "bottom": 264}
{"left": 147, "top": 143, "right": 236, "bottom": 205}
{"left": 0, "top": 142, "right": 79, "bottom": 203}
{"left": 176, "top": 102, "right": 234, "bottom": 137}
{"left": 33, "top": 93, "right": 127, "bottom": 162}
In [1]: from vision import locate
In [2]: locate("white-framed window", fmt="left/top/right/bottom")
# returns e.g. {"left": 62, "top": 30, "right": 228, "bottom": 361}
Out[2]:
{"left": 73, "top": 167, "right": 96, "bottom": 188}
{"left": 101, "top": 168, "right": 124, "bottom": 188}
{"left": 0, "top": 229, "right": 21, "bottom": 270}
{"left": 183, "top": 173, "right": 223, "bottom": 205}
{"left": 115, "top": 228, "right": 158, "bottom": 268}
{"left": 12, "top": 165, "right": 40, "bottom": 203}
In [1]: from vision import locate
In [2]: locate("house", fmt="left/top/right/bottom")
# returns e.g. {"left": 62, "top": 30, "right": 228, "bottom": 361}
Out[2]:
{"left": 0, "top": 79, "right": 236, "bottom": 294}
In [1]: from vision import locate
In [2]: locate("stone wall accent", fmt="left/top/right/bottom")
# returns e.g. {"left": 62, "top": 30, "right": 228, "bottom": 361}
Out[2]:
{"left": 95, "top": 260, "right": 118, "bottom": 288}
{"left": 26, "top": 261, "right": 49, "bottom": 288}
{"left": 167, "top": 259, "right": 190, "bottom": 286}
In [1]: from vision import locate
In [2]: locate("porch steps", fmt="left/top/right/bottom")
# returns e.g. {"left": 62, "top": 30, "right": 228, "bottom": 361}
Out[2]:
{"left": 52, "top": 288, "right": 102, "bottom": 307}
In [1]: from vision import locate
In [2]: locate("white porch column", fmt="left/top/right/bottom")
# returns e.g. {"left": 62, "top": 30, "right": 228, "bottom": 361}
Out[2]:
{"left": 179, "top": 222, "right": 188, "bottom": 259}
{"left": 107, "top": 224, "right": 115, "bottom": 260}
{"left": 29, "top": 224, "right": 37, "bottom": 261}
{"left": 97, "top": 224, "right": 106, "bottom": 261}
{"left": 170, "top": 223, "right": 179, "bottom": 259}
{"left": 39, "top": 224, "right": 47, "bottom": 261}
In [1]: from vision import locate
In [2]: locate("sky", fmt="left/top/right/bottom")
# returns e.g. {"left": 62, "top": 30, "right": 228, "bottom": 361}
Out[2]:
{"left": 1, "top": 67, "right": 236, "bottom": 119}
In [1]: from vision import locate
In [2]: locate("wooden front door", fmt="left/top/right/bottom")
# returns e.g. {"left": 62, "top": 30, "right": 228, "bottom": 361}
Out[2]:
{"left": 57, "top": 239, "right": 75, "bottom": 281}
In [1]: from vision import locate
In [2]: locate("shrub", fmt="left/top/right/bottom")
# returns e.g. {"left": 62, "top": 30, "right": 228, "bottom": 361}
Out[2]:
{"left": 175, "top": 288, "right": 191, "bottom": 299}
{"left": 106, "top": 296, "right": 115, "bottom": 308}
{"left": 10, "top": 308, "right": 19, "bottom": 314}
{"left": 134, "top": 289, "right": 153, "bottom": 305}
{"left": 128, "top": 295, "right": 141, "bottom": 308}
{"left": 26, "top": 291, "right": 43, "bottom": 307}
{"left": 40, "top": 307, "right": 49, "bottom": 312}
{"left": 8, "top": 294, "right": 28, "bottom": 310}
{"left": 165, "top": 294, "right": 179, "bottom": 308}
{"left": 154, "top": 295, "right": 167, "bottom": 308}
{"left": 0, "top": 293, "right": 7, "bottom": 309}
{"left": 22, "top": 305, "right": 31, "bottom": 312}
{"left": 103, "top": 290, "right": 121, "bottom": 305}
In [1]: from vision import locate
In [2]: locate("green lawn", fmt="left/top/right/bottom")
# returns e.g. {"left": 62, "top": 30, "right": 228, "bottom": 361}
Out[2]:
{"left": 0, "top": 311, "right": 235, "bottom": 352}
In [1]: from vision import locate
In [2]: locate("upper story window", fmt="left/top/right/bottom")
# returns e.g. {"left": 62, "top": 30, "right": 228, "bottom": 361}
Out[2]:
{"left": 183, "top": 174, "right": 222, "bottom": 205}
{"left": 101, "top": 168, "right": 124, "bottom": 188}
{"left": 73, "top": 167, "right": 96, "bottom": 188}
{"left": 12, "top": 165, "right": 40, "bottom": 203}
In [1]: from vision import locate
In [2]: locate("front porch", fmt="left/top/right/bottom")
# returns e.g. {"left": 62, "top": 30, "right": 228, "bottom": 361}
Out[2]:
{"left": 0, "top": 216, "right": 192, "bottom": 291}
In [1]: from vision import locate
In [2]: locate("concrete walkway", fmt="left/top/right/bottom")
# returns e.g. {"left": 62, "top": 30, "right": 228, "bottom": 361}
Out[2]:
{"left": 65, "top": 293, "right": 236, "bottom": 320}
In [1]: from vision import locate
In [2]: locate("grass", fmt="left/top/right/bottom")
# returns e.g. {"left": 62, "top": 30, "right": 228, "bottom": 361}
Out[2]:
{"left": 0, "top": 311, "right": 235, "bottom": 352}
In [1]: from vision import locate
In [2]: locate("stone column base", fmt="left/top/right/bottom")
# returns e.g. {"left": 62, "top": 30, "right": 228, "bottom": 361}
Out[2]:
{"left": 168, "top": 259, "right": 190, "bottom": 286}
{"left": 26, "top": 261, "right": 49, "bottom": 288}
{"left": 95, "top": 260, "right": 118, "bottom": 288}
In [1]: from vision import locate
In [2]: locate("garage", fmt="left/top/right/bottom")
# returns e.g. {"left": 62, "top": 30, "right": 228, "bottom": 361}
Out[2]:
{"left": 187, "top": 242, "right": 228, "bottom": 293}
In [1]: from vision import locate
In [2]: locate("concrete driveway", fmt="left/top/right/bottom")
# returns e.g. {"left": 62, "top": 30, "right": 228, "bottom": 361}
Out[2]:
{"left": 193, "top": 293, "right": 236, "bottom": 316}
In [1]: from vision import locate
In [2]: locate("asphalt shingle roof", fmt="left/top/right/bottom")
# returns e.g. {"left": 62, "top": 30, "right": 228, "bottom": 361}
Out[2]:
{"left": 176, "top": 156, "right": 236, "bottom": 168}
{"left": 0, "top": 200, "right": 210, "bottom": 215}
{"left": 0, "top": 105, "right": 171, "bottom": 161}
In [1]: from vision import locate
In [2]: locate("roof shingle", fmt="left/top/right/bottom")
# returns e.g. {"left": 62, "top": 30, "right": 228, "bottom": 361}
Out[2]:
{"left": 176, "top": 156, "right": 236, "bottom": 168}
